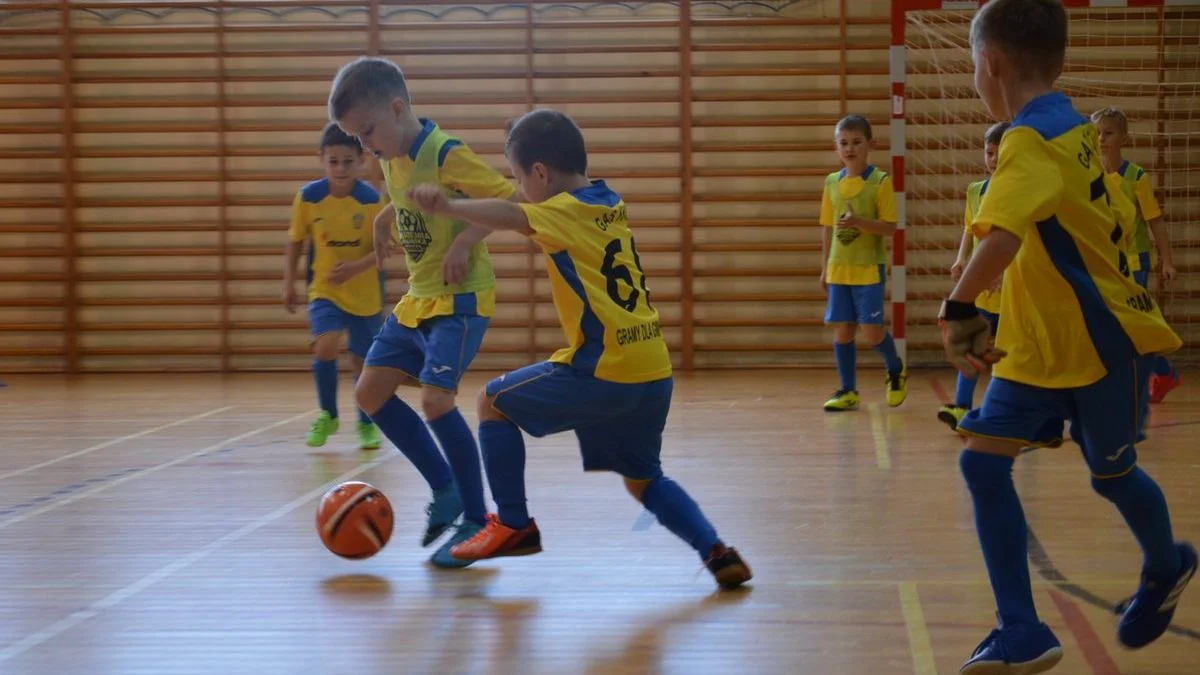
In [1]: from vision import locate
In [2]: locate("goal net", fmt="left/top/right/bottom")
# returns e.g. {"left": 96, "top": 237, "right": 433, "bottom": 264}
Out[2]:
{"left": 893, "top": 1, "right": 1200, "bottom": 372}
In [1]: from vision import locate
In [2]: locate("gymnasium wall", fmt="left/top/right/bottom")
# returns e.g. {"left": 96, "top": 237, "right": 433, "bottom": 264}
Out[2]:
{"left": 0, "top": 1, "right": 1195, "bottom": 374}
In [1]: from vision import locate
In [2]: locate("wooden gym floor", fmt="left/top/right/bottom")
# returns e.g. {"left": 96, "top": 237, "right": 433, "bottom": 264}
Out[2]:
{"left": 0, "top": 369, "right": 1198, "bottom": 675}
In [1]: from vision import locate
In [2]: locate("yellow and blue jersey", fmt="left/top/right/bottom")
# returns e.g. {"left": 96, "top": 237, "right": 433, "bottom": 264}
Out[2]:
{"left": 288, "top": 178, "right": 385, "bottom": 317}
{"left": 519, "top": 180, "right": 672, "bottom": 384}
{"left": 964, "top": 178, "right": 1002, "bottom": 315}
{"left": 1113, "top": 159, "right": 1164, "bottom": 261}
{"left": 381, "top": 118, "right": 517, "bottom": 327}
{"left": 819, "top": 166, "right": 897, "bottom": 285}
{"left": 971, "top": 91, "right": 1180, "bottom": 389}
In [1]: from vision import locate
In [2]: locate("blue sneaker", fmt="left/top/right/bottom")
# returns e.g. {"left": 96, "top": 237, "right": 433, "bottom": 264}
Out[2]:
{"left": 1116, "top": 542, "right": 1197, "bottom": 649}
{"left": 422, "top": 485, "right": 463, "bottom": 547}
{"left": 960, "top": 620, "right": 1062, "bottom": 675}
{"left": 429, "top": 518, "right": 485, "bottom": 569}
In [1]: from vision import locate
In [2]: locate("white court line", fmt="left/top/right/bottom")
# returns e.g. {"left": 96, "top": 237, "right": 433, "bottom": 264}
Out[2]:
{"left": 0, "top": 407, "right": 235, "bottom": 482}
{"left": 0, "top": 450, "right": 394, "bottom": 664}
{"left": 0, "top": 410, "right": 315, "bottom": 531}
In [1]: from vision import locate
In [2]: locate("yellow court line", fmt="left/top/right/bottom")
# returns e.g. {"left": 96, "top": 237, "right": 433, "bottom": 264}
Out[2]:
{"left": 868, "top": 403, "right": 891, "bottom": 470}
{"left": 899, "top": 582, "right": 939, "bottom": 675}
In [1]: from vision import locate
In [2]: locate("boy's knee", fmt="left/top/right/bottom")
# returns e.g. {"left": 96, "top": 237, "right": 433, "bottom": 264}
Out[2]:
{"left": 832, "top": 324, "right": 856, "bottom": 343}
{"left": 862, "top": 325, "right": 885, "bottom": 344}
{"left": 476, "top": 389, "right": 507, "bottom": 422}
{"left": 354, "top": 369, "right": 390, "bottom": 415}
{"left": 420, "top": 386, "right": 456, "bottom": 420}
{"left": 312, "top": 333, "right": 341, "bottom": 361}
{"left": 959, "top": 447, "right": 1017, "bottom": 489}
{"left": 624, "top": 477, "right": 654, "bottom": 503}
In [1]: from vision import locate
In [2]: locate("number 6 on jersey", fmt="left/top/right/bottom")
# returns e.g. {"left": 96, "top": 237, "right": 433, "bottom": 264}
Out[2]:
{"left": 601, "top": 237, "right": 653, "bottom": 313}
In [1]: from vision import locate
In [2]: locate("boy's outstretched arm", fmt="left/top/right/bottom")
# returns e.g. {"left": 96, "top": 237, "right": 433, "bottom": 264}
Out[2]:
{"left": 408, "top": 184, "right": 533, "bottom": 235}
{"left": 940, "top": 227, "right": 1018, "bottom": 377}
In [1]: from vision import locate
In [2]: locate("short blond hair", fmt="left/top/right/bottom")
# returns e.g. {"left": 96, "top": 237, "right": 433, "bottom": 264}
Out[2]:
{"left": 328, "top": 57, "right": 410, "bottom": 122}
{"left": 1091, "top": 106, "right": 1129, "bottom": 135}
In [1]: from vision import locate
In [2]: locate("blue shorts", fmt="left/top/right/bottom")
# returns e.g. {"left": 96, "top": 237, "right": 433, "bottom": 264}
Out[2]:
{"left": 308, "top": 299, "right": 383, "bottom": 358}
{"left": 1133, "top": 251, "right": 1152, "bottom": 289}
{"left": 485, "top": 362, "right": 673, "bottom": 480}
{"left": 825, "top": 265, "right": 887, "bottom": 325}
{"left": 959, "top": 355, "right": 1153, "bottom": 477}
{"left": 980, "top": 308, "right": 1000, "bottom": 335}
{"left": 364, "top": 313, "right": 489, "bottom": 391}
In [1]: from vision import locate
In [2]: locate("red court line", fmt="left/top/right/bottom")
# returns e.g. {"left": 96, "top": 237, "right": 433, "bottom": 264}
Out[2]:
{"left": 930, "top": 376, "right": 950, "bottom": 405}
{"left": 1049, "top": 589, "right": 1122, "bottom": 675}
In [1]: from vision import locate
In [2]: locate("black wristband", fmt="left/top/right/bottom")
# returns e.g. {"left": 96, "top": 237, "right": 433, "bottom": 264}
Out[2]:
{"left": 941, "top": 299, "right": 979, "bottom": 321}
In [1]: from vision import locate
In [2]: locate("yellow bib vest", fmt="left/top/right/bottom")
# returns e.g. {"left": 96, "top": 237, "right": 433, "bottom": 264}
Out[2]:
{"left": 825, "top": 168, "right": 888, "bottom": 270}
{"left": 382, "top": 125, "right": 495, "bottom": 298}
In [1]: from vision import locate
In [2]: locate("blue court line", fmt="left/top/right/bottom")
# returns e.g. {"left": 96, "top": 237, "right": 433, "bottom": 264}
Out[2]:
{"left": 0, "top": 439, "right": 287, "bottom": 520}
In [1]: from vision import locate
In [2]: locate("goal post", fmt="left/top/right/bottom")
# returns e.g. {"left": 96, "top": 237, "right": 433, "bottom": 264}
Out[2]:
{"left": 889, "top": 0, "right": 1200, "bottom": 369}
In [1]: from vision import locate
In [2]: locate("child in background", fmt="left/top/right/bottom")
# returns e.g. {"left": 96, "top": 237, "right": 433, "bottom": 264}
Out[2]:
{"left": 938, "top": 121, "right": 1008, "bottom": 431}
{"left": 819, "top": 115, "right": 907, "bottom": 413}
{"left": 284, "top": 122, "right": 386, "bottom": 450}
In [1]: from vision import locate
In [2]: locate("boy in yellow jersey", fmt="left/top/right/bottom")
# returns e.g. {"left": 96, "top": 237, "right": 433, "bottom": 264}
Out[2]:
{"left": 938, "top": 121, "right": 1009, "bottom": 431}
{"left": 406, "top": 109, "right": 752, "bottom": 590}
{"left": 328, "top": 57, "right": 518, "bottom": 568}
{"left": 819, "top": 115, "right": 907, "bottom": 412}
{"left": 1092, "top": 106, "right": 1181, "bottom": 403}
{"left": 940, "top": 2, "right": 1194, "bottom": 671}
{"left": 284, "top": 123, "right": 386, "bottom": 450}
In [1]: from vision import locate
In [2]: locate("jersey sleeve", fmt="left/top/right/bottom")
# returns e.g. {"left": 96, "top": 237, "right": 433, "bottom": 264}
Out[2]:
{"left": 819, "top": 183, "right": 836, "bottom": 227}
{"left": 874, "top": 175, "right": 897, "bottom": 224}
{"left": 972, "top": 128, "right": 1063, "bottom": 241}
{"left": 441, "top": 145, "right": 518, "bottom": 200}
{"left": 288, "top": 192, "right": 309, "bottom": 243}
{"left": 519, "top": 195, "right": 579, "bottom": 252}
{"left": 1134, "top": 172, "right": 1163, "bottom": 221}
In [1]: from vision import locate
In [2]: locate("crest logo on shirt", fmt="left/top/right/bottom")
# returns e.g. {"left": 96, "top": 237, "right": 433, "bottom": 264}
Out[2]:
{"left": 352, "top": 213, "right": 364, "bottom": 229}
{"left": 395, "top": 206, "right": 433, "bottom": 262}
{"left": 835, "top": 226, "right": 861, "bottom": 245}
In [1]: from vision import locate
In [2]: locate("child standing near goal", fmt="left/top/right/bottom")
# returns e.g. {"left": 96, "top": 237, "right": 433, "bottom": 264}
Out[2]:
{"left": 938, "top": 121, "right": 1008, "bottom": 432}
{"left": 941, "top": 1, "right": 1194, "bottom": 671}
{"left": 1092, "top": 106, "right": 1182, "bottom": 403}
{"left": 284, "top": 122, "right": 386, "bottom": 451}
{"left": 328, "top": 56, "right": 519, "bottom": 568}
{"left": 819, "top": 115, "right": 907, "bottom": 412}
{"left": 406, "top": 109, "right": 752, "bottom": 590}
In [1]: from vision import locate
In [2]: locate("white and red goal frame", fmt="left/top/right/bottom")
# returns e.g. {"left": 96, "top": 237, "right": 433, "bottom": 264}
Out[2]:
{"left": 887, "top": 0, "right": 1198, "bottom": 363}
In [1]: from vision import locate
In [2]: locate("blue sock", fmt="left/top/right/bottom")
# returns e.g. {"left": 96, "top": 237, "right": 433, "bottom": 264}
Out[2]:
{"left": 954, "top": 371, "right": 978, "bottom": 408}
{"left": 1092, "top": 467, "right": 1180, "bottom": 581}
{"left": 641, "top": 475, "right": 720, "bottom": 559}
{"left": 313, "top": 359, "right": 338, "bottom": 418}
{"left": 834, "top": 341, "right": 856, "bottom": 391}
{"left": 353, "top": 373, "right": 371, "bottom": 425}
{"left": 429, "top": 409, "right": 487, "bottom": 525}
{"left": 960, "top": 450, "right": 1039, "bottom": 626}
{"left": 1153, "top": 356, "right": 1174, "bottom": 377}
{"left": 874, "top": 333, "right": 903, "bottom": 374}
{"left": 479, "top": 419, "right": 529, "bottom": 528}
{"left": 369, "top": 396, "right": 452, "bottom": 491}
